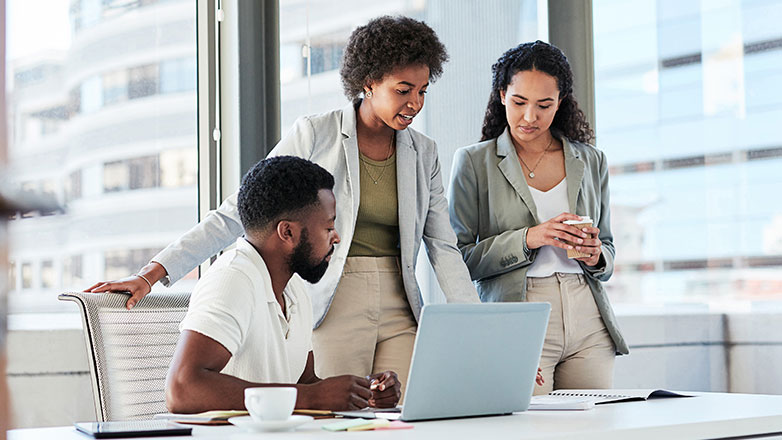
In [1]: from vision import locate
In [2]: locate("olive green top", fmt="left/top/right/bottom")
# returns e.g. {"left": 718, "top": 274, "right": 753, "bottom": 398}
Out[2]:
{"left": 348, "top": 150, "right": 401, "bottom": 257}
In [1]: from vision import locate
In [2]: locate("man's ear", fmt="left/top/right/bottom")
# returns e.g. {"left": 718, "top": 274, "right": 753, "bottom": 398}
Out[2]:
{"left": 275, "top": 220, "right": 300, "bottom": 249}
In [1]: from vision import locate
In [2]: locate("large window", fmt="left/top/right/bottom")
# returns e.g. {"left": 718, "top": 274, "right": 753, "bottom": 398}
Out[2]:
{"left": 5, "top": 0, "right": 199, "bottom": 313}
{"left": 594, "top": 0, "right": 782, "bottom": 305}
{"left": 279, "top": 0, "right": 544, "bottom": 301}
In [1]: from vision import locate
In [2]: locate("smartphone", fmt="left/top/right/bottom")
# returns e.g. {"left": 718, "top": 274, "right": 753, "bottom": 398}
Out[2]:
{"left": 74, "top": 420, "right": 192, "bottom": 438}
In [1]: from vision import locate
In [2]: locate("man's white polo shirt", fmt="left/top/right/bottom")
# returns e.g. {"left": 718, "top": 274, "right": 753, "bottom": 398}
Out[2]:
{"left": 179, "top": 237, "right": 313, "bottom": 383}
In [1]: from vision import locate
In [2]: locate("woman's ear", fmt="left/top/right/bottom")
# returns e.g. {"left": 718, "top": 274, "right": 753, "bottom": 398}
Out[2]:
{"left": 556, "top": 94, "right": 565, "bottom": 112}
{"left": 500, "top": 89, "right": 507, "bottom": 106}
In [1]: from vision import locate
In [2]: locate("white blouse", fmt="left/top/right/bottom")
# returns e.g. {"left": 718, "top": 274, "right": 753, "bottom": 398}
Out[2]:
{"left": 526, "top": 178, "right": 583, "bottom": 278}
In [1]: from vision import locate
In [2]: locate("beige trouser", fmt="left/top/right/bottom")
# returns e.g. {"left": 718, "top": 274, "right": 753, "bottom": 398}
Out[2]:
{"left": 526, "top": 273, "right": 616, "bottom": 395}
{"left": 312, "top": 256, "right": 417, "bottom": 397}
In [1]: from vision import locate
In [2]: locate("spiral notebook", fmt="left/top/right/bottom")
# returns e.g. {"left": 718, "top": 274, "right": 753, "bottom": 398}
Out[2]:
{"left": 535, "top": 389, "right": 692, "bottom": 408}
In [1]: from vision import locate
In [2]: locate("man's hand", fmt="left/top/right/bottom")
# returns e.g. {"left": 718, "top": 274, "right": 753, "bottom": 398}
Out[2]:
{"left": 367, "top": 371, "right": 401, "bottom": 408}
{"left": 298, "top": 375, "right": 371, "bottom": 410}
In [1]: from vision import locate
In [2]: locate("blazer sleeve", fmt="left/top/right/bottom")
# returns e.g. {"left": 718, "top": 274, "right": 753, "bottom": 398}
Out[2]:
{"left": 421, "top": 148, "right": 480, "bottom": 303}
{"left": 580, "top": 150, "right": 615, "bottom": 281}
{"left": 152, "top": 117, "right": 316, "bottom": 285}
{"left": 448, "top": 148, "right": 534, "bottom": 282}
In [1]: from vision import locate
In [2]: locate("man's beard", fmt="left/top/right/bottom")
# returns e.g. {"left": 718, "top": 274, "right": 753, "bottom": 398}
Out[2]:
{"left": 288, "top": 228, "right": 332, "bottom": 284}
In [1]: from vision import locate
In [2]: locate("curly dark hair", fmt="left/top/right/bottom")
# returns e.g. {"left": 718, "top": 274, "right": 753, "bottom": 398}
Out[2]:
{"left": 238, "top": 156, "right": 335, "bottom": 234}
{"left": 480, "top": 40, "right": 593, "bottom": 143}
{"left": 340, "top": 15, "right": 449, "bottom": 104}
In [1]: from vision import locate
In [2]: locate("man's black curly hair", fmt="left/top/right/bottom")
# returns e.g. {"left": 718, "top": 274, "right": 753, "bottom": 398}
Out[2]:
{"left": 238, "top": 156, "right": 335, "bottom": 234}
{"left": 340, "top": 15, "right": 449, "bottom": 103}
{"left": 481, "top": 40, "right": 594, "bottom": 143}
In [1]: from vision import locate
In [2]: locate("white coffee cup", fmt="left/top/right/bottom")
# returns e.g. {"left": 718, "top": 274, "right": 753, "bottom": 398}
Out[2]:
{"left": 244, "top": 387, "right": 297, "bottom": 422}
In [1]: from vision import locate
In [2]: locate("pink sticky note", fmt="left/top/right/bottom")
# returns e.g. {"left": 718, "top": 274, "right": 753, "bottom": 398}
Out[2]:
{"left": 374, "top": 421, "right": 414, "bottom": 430}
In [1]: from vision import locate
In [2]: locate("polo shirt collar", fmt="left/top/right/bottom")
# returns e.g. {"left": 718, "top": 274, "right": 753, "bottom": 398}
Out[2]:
{"left": 236, "top": 237, "right": 298, "bottom": 310}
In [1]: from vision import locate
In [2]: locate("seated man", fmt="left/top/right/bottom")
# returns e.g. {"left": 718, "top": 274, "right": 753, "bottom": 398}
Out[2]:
{"left": 166, "top": 156, "right": 401, "bottom": 413}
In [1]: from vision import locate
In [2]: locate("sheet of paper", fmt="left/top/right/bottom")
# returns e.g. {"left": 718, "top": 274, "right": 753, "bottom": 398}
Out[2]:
{"left": 528, "top": 395, "right": 596, "bottom": 410}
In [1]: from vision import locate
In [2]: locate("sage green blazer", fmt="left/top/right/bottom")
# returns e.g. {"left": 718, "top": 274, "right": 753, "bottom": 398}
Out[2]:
{"left": 448, "top": 128, "right": 628, "bottom": 355}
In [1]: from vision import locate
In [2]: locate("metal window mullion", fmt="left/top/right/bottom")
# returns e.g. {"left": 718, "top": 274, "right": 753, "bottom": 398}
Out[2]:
{"left": 196, "top": 0, "right": 220, "bottom": 273}
{"left": 547, "top": 0, "right": 596, "bottom": 135}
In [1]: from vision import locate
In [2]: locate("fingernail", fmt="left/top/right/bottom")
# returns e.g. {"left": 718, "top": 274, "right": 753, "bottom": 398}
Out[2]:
{"left": 379, "top": 384, "right": 385, "bottom": 391}
{"left": 581, "top": 233, "right": 588, "bottom": 238}
{"left": 578, "top": 239, "right": 583, "bottom": 243}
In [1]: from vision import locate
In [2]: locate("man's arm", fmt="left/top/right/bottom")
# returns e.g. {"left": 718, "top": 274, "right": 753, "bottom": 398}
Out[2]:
{"left": 166, "top": 330, "right": 273, "bottom": 413}
{"left": 166, "top": 331, "right": 375, "bottom": 413}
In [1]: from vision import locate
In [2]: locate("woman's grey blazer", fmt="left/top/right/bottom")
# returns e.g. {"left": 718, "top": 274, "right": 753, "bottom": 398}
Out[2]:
{"left": 448, "top": 129, "right": 628, "bottom": 355}
{"left": 152, "top": 103, "right": 479, "bottom": 327}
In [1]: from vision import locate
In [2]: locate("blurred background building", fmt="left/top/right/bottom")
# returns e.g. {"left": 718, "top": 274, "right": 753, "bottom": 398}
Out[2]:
{"left": 6, "top": 0, "right": 198, "bottom": 313}
{"left": 594, "top": 0, "right": 782, "bottom": 306}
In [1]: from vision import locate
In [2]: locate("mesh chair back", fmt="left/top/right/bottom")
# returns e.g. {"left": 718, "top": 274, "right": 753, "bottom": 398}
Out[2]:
{"left": 59, "top": 292, "right": 190, "bottom": 421}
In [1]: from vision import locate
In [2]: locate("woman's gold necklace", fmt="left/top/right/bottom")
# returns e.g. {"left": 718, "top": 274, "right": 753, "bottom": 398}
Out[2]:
{"left": 516, "top": 136, "right": 554, "bottom": 179}
{"left": 360, "top": 132, "right": 395, "bottom": 184}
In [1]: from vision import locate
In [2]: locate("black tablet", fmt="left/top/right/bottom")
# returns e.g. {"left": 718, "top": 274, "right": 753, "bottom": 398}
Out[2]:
{"left": 74, "top": 420, "right": 192, "bottom": 438}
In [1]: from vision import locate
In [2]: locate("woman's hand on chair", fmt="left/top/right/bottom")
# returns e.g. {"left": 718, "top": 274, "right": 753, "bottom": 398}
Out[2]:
{"left": 84, "top": 262, "right": 167, "bottom": 309}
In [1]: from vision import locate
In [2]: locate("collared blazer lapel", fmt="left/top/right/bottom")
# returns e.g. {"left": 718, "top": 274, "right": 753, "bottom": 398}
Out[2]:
{"left": 339, "top": 105, "right": 361, "bottom": 221}
{"left": 562, "top": 136, "right": 585, "bottom": 213}
{"left": 496, "top": 129, "right": 540, "bottom": 223}
{"left": 395, "top": 129, "right": 417, "bottom": 267}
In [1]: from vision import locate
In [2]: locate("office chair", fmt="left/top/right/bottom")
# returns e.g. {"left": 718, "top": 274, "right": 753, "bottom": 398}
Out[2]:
{"left": 58, "top": 292, "right": 190, "bottom": 421}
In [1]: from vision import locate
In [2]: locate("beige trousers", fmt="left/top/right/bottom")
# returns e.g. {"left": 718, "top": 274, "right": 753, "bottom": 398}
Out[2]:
{"left": 526, "top": 273, "right": 616, "bottom": 395}
{"left": 312, "top": 256, "right": 417, "bottom": 396}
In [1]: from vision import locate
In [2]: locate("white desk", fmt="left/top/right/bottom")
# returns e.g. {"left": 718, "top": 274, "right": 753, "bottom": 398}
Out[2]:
{"left": 9, "top": 393, "right": 782, "bottom": 440}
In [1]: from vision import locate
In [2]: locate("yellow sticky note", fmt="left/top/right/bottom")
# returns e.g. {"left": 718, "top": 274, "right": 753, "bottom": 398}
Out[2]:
{"left": 346, "top": 419, "right": 391, "bottom": 431}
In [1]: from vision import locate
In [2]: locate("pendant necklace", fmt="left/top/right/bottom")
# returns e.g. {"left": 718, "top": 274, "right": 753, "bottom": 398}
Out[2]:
{"left": 517, "top": 136, "right": 554, "bottom": 179}
{"left": 360, "top": 132, "right": 395, "bottom": 184}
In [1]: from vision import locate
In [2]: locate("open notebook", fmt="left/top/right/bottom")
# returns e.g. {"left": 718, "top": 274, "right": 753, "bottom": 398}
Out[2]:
{"left": 529, "top": 389, "right": 692, "bottom": 410}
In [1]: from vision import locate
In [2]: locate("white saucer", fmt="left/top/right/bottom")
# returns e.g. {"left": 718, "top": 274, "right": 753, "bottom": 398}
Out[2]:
{"left": 228, "top": 415, "right": 314, "bottom": 432}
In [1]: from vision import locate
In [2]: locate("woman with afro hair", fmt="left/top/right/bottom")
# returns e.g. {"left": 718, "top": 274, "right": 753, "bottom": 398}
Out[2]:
{"left": 88, "top": 16, "right": 480, "bottom": 399}
{"left": 449, "top": 41, "right": 629, "bottom": 394}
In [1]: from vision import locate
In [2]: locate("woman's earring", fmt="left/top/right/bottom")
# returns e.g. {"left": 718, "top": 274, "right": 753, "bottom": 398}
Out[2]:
{"left": 365, "top": 90, "right": 373, "bottom": 98}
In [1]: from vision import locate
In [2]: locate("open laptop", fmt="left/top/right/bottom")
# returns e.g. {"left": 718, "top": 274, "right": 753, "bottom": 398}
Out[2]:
{"left": 339, "top": 302, "right": 550, "bottom": 421}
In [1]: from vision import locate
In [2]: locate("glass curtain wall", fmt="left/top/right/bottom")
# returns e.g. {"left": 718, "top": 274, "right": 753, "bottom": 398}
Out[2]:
{"left": 5, "top": 0, "right": 199, "bottom": 313}
{"left": 594, "top": 0, "right": 782, "bottom": 306}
